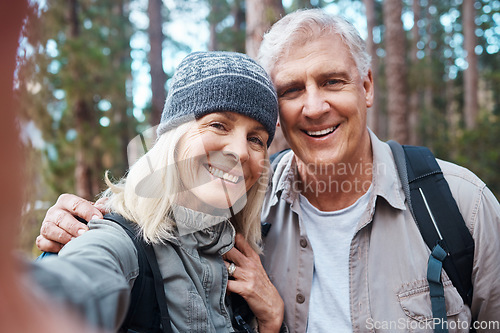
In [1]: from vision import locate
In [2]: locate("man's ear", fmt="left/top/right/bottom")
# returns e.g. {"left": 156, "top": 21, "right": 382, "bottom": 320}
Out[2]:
{"left": 364, "top": 69, "right": 374, "bottom": 108}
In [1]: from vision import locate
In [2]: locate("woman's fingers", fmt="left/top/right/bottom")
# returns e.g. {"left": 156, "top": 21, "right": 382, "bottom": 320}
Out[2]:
{"left": 223, "top": 234, "right": 257, "bottom": 264}
{"left": 224, "top": 233, "right": 284, "bottom": 332}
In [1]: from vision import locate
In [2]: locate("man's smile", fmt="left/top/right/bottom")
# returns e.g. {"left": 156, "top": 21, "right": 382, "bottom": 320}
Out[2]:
{"left": 304, "top": 124, "right": 339, "bottom": 138}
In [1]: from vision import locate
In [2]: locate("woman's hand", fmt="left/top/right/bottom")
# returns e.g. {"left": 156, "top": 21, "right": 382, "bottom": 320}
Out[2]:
{"left": 36, "top": 194, "right": 106, "bottom": 253}
{"left": 223, "top": 233, "right": 284, "bottom": 333}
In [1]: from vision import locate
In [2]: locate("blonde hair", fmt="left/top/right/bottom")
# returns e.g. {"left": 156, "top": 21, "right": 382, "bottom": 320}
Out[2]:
{"left": 100, "top": 121, "right": 269, "bottom": 253}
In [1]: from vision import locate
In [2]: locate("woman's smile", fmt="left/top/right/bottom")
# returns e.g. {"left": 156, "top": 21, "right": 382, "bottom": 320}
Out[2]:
{"left": 176, "top": 112, "right": 268, "bottom": 212}
{"left": 205, "top": 164, "right": 243, "bottom": 184}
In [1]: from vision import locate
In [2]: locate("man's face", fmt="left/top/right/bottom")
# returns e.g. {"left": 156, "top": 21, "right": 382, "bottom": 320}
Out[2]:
{"left": 271, "top": 34, "right": 374, "bottom": 171}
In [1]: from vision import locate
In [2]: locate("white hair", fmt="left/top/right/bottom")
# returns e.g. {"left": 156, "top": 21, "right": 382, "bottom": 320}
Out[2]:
{"left": 100, "top": 121, "right": 269, "bottom": 253}
{"left": 257, "top": 8, "right": 371, "bottom": 78}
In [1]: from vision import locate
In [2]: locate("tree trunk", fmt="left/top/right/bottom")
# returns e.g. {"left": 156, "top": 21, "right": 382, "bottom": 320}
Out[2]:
{"left": 423, "top": 0, "right": 434, "bottom": 147}
{"left": 230, "top": 0, "right": 245, "bottom": 53}
{"left": 113, "top": 0, "right": 134, "bottom": 173}
{"left": 207, "top": 0, "right": 221, "bottom": 51}
{"left": 246, "top": 0, "right": 287, "bottom": 155}
{"left": 463, "top": 0, "right": 478, "bottom": 129}
{"left": 364, "top": 0, "right": 380, "bottom": 135}
{"left": 209, "top": 22, "right": 218, "bottom": 51}
{"left": 68, "top": 0, "right": 95, "bottom": 200}
{"left": 231, "top": 0, "right": 245, "bottom": 34}
{"left": 408, "top": 0, "right": 421, "bottom": 146}
{"left": 245, "top": 0, "right": 284, "bottom": 58}
{"left": 446, "top": 58, "right": 459, "bottom": 159}
{"left": 148, "top": 0, "right": 167, "bottom": 126}
{"left": 383, "top": 0, "right": 409, "bottom": 143}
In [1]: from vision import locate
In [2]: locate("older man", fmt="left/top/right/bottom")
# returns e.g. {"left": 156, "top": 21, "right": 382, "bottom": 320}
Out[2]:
{"left": 36, "top": 9, "right": 500, "bottom": 333}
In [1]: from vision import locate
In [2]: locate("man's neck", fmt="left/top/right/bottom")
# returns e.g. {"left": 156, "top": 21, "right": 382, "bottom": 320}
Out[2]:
{"left": 296, "top": 149, "right": 373, "bottom": 212}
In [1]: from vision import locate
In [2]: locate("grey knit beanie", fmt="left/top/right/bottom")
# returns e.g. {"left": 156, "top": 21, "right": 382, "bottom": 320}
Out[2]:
{"left": 156, "top": 51, "right": 278, "bottom": 146}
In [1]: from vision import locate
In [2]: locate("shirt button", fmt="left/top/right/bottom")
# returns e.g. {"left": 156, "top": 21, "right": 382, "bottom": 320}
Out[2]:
{"left": 296, "top": 293, "right": 305, "bottom": 304}
{"left": 300, "top": 238, "right": 308, "bottom": 248}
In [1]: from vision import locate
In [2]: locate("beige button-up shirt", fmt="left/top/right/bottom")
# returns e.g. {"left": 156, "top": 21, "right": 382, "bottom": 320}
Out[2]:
{"left": 261, "top": 130, "right": 500, "bottom": 333}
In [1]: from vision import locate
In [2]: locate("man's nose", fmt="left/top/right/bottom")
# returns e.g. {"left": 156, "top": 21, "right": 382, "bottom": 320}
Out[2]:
{"left": 302, "top": 86, "right": 330, "bottom": 119}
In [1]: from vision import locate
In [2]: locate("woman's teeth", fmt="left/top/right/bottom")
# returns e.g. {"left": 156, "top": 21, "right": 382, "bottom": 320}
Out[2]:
{"left": 208, "top": 166, "right": 239, "bottom": 184}
{"left": 307, "top": 125, "right": 338, "bottom": 137}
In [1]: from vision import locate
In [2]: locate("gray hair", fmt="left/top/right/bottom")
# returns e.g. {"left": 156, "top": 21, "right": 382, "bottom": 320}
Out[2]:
{"left": 257, "top": 9, "right": 371, "bottom": 78}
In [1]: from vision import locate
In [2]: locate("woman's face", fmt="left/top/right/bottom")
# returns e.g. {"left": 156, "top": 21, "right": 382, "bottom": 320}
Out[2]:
{"left": 176, "top": 112, "right": 269, "bottom": 213}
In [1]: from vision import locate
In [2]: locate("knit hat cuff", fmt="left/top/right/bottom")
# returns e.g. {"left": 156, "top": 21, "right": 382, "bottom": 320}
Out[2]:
{"left": 157, "top": 73, "right": 278, "bottom": 146}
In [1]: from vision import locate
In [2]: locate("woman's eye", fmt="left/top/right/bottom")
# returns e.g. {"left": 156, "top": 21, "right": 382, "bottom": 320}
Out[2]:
{"left": 210, "top": 122, "right": 226, "bottom": 130}
{"left": 248, "top": 136, "right": 264, "bottom": 146}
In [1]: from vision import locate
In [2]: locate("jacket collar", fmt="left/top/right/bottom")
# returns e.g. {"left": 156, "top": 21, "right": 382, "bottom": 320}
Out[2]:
{"left": 169, "top": 205, "right": 235, "bottom": 255}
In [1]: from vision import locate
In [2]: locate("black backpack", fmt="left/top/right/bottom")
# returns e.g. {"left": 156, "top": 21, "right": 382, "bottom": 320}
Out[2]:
{"left": 104, "top": 213, "right": 173, "bottom": 333}
{"left": 269, "top": 142, "right": 475, "bottom": 333}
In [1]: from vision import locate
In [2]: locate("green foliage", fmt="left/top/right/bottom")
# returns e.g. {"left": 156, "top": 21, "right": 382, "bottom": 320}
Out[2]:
{"left": 17, "top": 0, "right": 136, "bottom": 197}
{"left": 16, "top": 0, "right": 138, "bottom": 254}
{"left": 206, "top": 0, "right": 245, "bottom": 52}
{"left": 453, "top": 114, "right": 500, "bottom": 200}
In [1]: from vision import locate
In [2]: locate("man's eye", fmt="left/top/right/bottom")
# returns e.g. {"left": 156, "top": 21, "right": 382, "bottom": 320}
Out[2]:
{"left": 279, "top": 87, "right": 301, "bottom": 98}
{"left": 325, "top": 79, "right": 343, "bottom": 86}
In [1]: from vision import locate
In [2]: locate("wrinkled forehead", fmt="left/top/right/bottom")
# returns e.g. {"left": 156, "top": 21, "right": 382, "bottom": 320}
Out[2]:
{"left": 274, "top": 28, "right": 341, "bottom": 68}
{"left": 272, "top": 29, "right": 345, "bottom": 75}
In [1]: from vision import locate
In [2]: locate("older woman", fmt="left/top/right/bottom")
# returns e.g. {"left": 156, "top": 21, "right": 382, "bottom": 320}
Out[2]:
{"left": 32, "top": 51, "right": 285, "bottom": 333}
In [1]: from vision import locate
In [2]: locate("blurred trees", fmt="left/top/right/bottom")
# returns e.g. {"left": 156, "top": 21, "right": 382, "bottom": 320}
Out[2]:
{"left": 148, "top": 0, "right": 168, "bottom": 126}
{"left": 18, "top": 0, "right": 135, "bottom": 199}
{"left": 383, "top": 0, "right": 409, "bottom": 143}
{"left": 354, "top": 0, "right": 499, "bottom": 198}
{"left": 246, "top": 0, "right": 284, "bottom": 57}
{"left": 463, "top": 0, "right": 479, "bottom": 129}
{"left": 16, "top": 0, "right": 136, "bottom": 251}
{"left": 15, "top": 0, "right": 500, "bottom": 253}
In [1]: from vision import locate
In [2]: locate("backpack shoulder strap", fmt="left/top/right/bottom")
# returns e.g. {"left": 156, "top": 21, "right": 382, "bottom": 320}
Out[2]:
{"left": 387, "top": 141, "right": 475, "bottom": 306}
{"left": 104, "top": 213, "right": 173, "bottom": 333}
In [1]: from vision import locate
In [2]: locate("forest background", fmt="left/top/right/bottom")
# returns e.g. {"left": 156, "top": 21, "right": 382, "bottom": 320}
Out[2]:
{"left": 15, "top": 0, "right": 500, "bottom": 256}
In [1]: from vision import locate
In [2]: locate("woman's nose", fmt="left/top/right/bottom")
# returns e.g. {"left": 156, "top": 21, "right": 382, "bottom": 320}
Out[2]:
{"left": 223, "top": 135, "right": 249, "bottom": 163}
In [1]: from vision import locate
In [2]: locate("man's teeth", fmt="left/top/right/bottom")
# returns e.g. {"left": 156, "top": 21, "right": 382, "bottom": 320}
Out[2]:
{"left": 307, "top": 126, "right": 337, "bottom": 137}
{"left": 208, "top": 166, "right": 239, "bottom": 184}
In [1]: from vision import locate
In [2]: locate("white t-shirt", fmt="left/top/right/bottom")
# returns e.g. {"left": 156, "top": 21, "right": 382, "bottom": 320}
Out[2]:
{"left": 300, "top": 186, "right": 372, "bottom": 333}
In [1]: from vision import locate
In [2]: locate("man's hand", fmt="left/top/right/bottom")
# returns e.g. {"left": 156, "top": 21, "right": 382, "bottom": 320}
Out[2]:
{"left": 223, "top": 234, "right": 284, "bottom": 333}
{"left": 36, "top": 194, "right": 106, "bottom": 253}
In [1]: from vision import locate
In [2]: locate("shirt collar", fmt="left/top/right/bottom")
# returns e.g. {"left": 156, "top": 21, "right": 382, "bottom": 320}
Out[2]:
{"left": 368, "top": 129, "right": 406, "bottom": 211}
{"left": 268, "top": 150, "right": 297, "bottom": 207}
{"left": 268, "top": 129, "right": 406, "bottom": 212}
